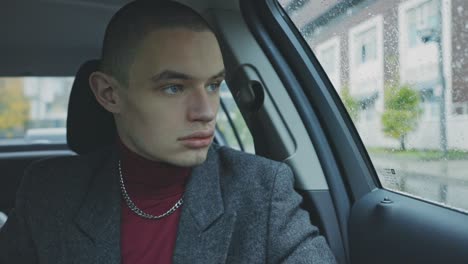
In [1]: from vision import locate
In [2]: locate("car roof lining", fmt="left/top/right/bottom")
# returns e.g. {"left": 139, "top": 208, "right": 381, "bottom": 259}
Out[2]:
{"left": 1, "top": 0, "right": 238, "bottom": 76}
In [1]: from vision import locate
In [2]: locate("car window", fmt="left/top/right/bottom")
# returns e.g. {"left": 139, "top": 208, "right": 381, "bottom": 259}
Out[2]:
{"left": 0, "top": 77, "right": 73, "bottom": 146}
{"left": 278, "top": 0, "right": 468, "bottom": 212}
{"left": 216, "top": 81, "right": 255, "bottom": 153}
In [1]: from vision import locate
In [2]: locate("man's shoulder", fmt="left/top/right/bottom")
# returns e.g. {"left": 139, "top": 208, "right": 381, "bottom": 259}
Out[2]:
{"left": 214, "top": 144, "right": 282, "bottom": 171}
{"left": 28, "top": 146, "right": 110, "bottom": 172}
{"left": 21, "top": 146, "right": 113, "bottom": 194}
{"left": 212, "top": 144, "right": 291, "bottom": 186}
{"left": 211, "top": 145, "right": 296, "bottom": 214}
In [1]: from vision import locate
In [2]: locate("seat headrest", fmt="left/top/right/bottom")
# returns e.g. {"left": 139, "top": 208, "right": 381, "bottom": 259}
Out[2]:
{"left": 67, "top": 60, "right": 116, "bottom": 154}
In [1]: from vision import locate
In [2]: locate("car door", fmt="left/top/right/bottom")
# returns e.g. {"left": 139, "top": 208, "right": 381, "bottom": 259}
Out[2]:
{"left": 234, "top": 0, "right": 468, "bottom": 263}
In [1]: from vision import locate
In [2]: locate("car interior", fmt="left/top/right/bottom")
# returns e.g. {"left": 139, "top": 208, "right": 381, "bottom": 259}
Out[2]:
{"left": 1, "top": 0, "right": 468, "bottom": 263}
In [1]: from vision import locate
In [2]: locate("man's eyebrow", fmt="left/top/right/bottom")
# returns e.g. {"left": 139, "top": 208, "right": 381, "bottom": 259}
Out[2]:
{"left": 211, "top": 69, "right": 225, "bottom": 79}
{"left": 151, "top": 69, "right": 226, "bottom": 82}
{"left": 151, "top": 70, "right": 193, "bottom": 82}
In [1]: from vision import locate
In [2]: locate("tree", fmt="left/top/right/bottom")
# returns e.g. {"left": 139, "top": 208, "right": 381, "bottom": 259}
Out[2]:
{"left": 381, "top": 83, "right": 421, "bottom": 150}
{"left": 339, "top": 85, "right": 360, "bottom": 122}
{"left": 0, "top": 84, "right": 30, "bottom": 138}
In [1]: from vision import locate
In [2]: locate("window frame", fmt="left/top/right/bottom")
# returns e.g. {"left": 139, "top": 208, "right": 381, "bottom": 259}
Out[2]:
{"left": 273, "top": 0, "right": 468, "bottom": 213}
{"left": 248, "top": 1, "right": 468, "bottom": 263}
{"left": 0, "top": 77, "right": 73, "bottom": 149}
{"left": 243, "top": 0, "right": 379, "bottom": 198}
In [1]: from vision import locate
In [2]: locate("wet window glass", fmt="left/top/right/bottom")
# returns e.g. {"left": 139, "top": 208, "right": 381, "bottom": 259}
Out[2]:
{"left": 0, "top": 77, "right": 72, "bottom": 145}
{"left": 278, "top": 0, "right": 468, "bottom": 212}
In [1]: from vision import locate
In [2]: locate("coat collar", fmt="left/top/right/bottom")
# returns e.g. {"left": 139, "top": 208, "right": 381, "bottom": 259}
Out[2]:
{"left": 179, "top": 144, "right": 224, "bottom": 231}
{"left": 174, "top": 144, "right": 237, "bottom": 263}
{"left": 73, "top": 144, "right": 229, "bottom": 262}
{"left": 73, "top": 146, "right": 121, "bottom": 262}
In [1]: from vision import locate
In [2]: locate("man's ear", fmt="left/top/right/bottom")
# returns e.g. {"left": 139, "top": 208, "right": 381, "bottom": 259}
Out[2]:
{"left": 89, "top": 71, "right": 122, "bottom": 114}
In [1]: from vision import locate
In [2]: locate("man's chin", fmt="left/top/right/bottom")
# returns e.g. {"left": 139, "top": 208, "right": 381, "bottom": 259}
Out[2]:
{"left": 171, "top": 147, "right": 210, "bottom": 167}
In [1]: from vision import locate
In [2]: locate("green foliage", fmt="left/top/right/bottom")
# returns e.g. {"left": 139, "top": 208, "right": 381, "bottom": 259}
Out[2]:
{"left": 0, "top": 85, "right": 30, "bottom": 138}
{"left": 381, "top": 83, "right": 421, "bottom": 150}
{"left": 340, "top": 86, "right": 360, "bottom": 122}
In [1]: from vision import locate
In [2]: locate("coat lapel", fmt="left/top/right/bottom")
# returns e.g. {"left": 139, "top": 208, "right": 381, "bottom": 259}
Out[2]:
{"left": 71, "top": 145, "right": 236, "bottom": 263}
{"left": 74, "top": 148, "right": 121, "bottom": 263}
{"left": 173, "top": 145, "right": 237, "bottom": 263}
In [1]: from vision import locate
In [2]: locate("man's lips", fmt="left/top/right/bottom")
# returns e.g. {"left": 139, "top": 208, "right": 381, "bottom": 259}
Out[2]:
{"left": 178, "top": 130, "right": 214, "bottom": 141}
{"left": 178, "top": 131, "right": 214, "bottom": 148}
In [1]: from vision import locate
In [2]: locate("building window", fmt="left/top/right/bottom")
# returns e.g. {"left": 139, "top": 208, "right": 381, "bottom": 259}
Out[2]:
{"left": 315, "top": 37, "right": 341, "bottom": 92}
{"left": 407, "top": 0, "right": 438, "bottom": 47}
{"left": 319, "top": 46, "right": 337, "bottom": 75}
{"left": 363, "top": 102, "right": 377, "bottom": 121}
{"left": 453, "top": 102, "right": 468, "bottom": 116}
{"left": 348, "top": 15, "right": 383, "bottom": 110}
{"left": 354, "top": 27, "right": 377, "bottom": 65}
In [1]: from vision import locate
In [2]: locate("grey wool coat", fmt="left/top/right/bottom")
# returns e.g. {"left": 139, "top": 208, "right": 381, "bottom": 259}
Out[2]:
{"left": 0, "top": 143, "right": 336, "bottom": 264}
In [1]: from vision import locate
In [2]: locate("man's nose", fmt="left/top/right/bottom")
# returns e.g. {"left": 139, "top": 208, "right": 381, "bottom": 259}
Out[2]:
{"left": 187, "top": 86, "right": 217, "bottom": 122}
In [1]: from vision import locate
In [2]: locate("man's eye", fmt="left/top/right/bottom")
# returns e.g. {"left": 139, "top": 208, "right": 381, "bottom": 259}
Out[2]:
{"left": 162, "top": 85, "right": 183, "bottom": 95}
{"left": 206, "top": 82, "right": 221, "bottom": 93}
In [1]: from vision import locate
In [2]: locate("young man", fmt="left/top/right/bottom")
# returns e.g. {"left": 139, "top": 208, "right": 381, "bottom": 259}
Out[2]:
{"left": 0, "top": 1, "right": 336, "bottom": 263}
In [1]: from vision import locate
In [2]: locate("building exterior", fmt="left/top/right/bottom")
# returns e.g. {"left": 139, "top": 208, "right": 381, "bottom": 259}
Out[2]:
{"left": 23, "top": 77, "right": 73, "bottom": 129}
{"left": 0, "top": 77, "right": 73, "bottom": 135}
{"left": 285, "top": 0, "right": 468, "bottom": 150}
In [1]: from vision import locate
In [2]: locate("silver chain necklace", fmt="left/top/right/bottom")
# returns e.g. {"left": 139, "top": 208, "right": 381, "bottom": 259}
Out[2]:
{"left": 118, "top": 160, "right": 184, "bottom": 220}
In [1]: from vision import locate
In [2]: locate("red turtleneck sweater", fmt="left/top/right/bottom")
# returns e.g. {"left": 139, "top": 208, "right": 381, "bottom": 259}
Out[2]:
{"left": 118, "top": 140, "right": 191, "bottom": 264}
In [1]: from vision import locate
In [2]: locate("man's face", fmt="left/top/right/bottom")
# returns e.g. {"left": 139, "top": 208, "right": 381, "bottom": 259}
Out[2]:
{"left": 115, "top": 28, "right": 224, "bottom": 166}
